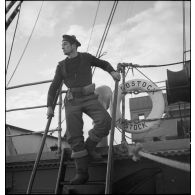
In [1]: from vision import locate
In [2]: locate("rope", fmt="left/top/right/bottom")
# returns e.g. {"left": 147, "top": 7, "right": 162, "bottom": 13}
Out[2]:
{"left": 6, "top": 3, "right": 21, "bottom": 75}
{"left": 120, "top": 61, "right": 188, "bottom": 89}
{"left": 86, "top": 1, "right": 101, "bottom": 52}
{"left": 119, "top": 1, "right": 134, "bottom": 63}
{"left": 116, "top": 127, "right": 132, "bottom": 141}
{"left": 126, "top": 143, "right": 190, "bottom": 172}
{"left": 119, "top": 61, "right": 185, "bottom": 68}
{"left": 92, "top": 1, "right": 118, "bottom": 76}
{"left": 134, "top": 67, "right": 157, "bottom": 87}
{"left": 6, "top": 1, "right": 44, "bottom": 87}
{"left": 139, "top": 151, "right": 190, "bottom": 172}
{"left": 96, "top": 1, "right": 118, "bottom": 58}
{"left": 119, "top": 63, "right": 157, "bottom": 88}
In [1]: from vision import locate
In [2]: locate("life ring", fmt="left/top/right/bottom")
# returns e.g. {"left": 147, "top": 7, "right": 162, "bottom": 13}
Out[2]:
{"left": 111, "top": 79, "right": 165, "bottom": 134}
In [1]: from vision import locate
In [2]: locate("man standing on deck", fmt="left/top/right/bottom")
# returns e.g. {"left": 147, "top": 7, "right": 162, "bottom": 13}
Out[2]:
{"left": 46, "top": 35, "right": 120, "bottom": 184}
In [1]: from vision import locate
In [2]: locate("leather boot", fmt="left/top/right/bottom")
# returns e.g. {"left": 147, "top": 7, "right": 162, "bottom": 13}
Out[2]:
{"left": 85, "top": 138, "right": 103, "bottom": 161}
{"left": 70, "top": 156, "right": 89, "bottom": 185}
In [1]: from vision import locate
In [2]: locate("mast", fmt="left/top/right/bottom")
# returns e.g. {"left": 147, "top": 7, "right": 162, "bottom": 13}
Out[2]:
{"left": 6, "top": 1, "right": 17, "bottom": 14}
{"left": 6, "top": 1, "right": 23, "bottom": 30}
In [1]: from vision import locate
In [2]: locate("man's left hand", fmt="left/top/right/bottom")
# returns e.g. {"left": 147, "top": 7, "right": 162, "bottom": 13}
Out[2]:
{"left": 110, "top": 71, "right": 121, "bottom": 81}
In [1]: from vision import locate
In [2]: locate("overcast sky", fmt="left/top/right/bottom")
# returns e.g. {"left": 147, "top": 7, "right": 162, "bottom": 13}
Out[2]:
{"left": 5, "top": 1, "right": 190, "bottom": 141}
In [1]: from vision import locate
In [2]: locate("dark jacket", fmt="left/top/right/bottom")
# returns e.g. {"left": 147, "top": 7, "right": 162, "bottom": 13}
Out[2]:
{"left": 47, "top": 52, "right": 115, "bottom": 107}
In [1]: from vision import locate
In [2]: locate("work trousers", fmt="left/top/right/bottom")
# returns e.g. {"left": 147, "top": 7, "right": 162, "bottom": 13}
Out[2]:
{"left": 65, "top": 94, "right": 111, "bottom": 159}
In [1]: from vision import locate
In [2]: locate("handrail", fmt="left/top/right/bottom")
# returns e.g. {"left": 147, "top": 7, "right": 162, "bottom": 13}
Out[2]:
{"left": 57, "top": 90, "right": 62, "bottom": 154}
{"left": 6, "top": 79, "right": 53, "bottom": 90}
{"left": 26, "top": 82, "right": 63, "bottom": 194}
{"left": 6, "top": 104, "right": 58, "bottom": 112}
{"left": 6, "top": 128, "right": 59, "bottom": 138}
{"left": 105, "top": 79, "right": 119, "bottom": 194}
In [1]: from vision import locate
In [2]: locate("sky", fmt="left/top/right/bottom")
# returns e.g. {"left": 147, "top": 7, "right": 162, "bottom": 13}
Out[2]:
{"left": 2, "top": 1, "right": 193, "bottom": 193}
{"left": 4, "top": 1, "right": 191, "bottom": 143}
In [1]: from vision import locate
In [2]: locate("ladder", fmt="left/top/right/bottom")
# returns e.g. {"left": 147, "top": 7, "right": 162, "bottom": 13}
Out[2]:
{"left": 54, "top": 151, "right": 107, "bottom": 194}
{"left": 54, "top": 148, "right": 67, "bottom": 194}
{"left": 54, "top": 80, "right": 119, "bottom": 194}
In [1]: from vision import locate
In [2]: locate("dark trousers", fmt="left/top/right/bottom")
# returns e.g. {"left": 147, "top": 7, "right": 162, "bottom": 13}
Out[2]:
{"left": 65, "top": 94, "right": 111, "bottom": 158}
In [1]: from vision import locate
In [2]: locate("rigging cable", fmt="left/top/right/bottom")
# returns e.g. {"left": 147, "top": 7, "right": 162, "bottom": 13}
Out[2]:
{"left": 6, "top": 3, "right": 22, "bottom": 75}
{"left": 119, "top": 1, "right": 134, "bottom": 63}
{"left": 96, "top": 1, "right": 118, "bottom": 58}
{"left": 128, "top": 61, "right": 186, "bottom": 68}
{"left": 133, "top": 67, "right": 158, "bottom": 87}
{"left": 6, "top": 1, "right": 44, "bottom": 87}
{"left": 86, "top": 1, "right": 101, "bottom": 52}
{"left": 182, "top": 1, "right": 186, "bottom": 64}
{"left": 92, "top": 1, "right": 118, "bottom": 76}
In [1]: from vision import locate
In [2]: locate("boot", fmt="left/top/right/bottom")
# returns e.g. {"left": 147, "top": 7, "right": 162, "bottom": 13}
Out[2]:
{"left": 70, "top": 156, "right": 89, "bottom": 185}
{"left": 85, "top": 138, "right": 103, "bottom": 161}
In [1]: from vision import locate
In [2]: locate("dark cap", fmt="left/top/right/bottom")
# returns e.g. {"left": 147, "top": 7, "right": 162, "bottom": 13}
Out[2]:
{"left": 62, "top": 35, "right": 81, "bottom": 47}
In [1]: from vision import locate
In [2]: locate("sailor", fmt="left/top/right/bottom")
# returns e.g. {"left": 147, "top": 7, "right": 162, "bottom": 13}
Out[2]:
{"left": 46, "top": 34, "right": 121, "bottom": 184}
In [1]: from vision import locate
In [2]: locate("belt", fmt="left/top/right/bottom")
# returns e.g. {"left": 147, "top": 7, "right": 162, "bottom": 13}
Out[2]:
{"left": 67, "top": 84, "right": 95, "bottom": 99}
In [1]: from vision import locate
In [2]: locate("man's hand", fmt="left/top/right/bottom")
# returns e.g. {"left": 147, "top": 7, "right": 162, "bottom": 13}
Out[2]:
{"left": 110, "top": 71, "right": 121, "bottom": 81}
{"left": 47, "top": 106, "right": 54, "bottom": 118}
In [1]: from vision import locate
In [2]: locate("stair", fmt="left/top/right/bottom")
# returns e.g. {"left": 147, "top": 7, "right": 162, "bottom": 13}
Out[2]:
{"left": 54, "top": 149, "right": 108, "bottom": 194}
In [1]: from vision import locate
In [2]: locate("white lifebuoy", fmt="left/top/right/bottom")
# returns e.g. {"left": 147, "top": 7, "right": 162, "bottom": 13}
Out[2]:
{"left": 111, "top": 79, "right": 165, "bottom": 134}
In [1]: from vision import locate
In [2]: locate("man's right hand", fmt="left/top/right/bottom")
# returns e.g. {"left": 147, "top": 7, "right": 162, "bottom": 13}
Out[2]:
{"left": 47, "top": 106, "right": 54, "bottom": 118}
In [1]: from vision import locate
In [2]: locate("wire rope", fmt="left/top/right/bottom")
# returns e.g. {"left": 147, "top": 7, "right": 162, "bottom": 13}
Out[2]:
{"left": 86, "top": 1, "right": 101, "bottom": 52}
{"left": 96, "top": 1, "right": 117, "bottom": 57}
{"left": 92, "top": 1, "right": 118, "bottom": 76}
{"left": 6, "top": 3, "right": 22, "bottom": 75}
{"left": 6, "top": 1, "right": 44, "bottom": 87}
{"left": 182, "top": 1, "right": 186, "bottom": 64}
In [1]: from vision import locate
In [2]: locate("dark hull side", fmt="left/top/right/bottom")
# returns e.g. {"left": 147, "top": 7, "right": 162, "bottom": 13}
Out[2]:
{"left": 6, "top": 150, "right": 190, "bottom": 194}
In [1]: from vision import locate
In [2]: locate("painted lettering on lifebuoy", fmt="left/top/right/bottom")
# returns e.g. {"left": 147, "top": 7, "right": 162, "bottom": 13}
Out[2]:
{"left": 129, "top": 122, "right": 148, "bottom": 131}
{"left": 112, "top": 79, "right": 165, "bottom": 134}
{"left": 120, "top": 80, "right": 156, "bottom": 93}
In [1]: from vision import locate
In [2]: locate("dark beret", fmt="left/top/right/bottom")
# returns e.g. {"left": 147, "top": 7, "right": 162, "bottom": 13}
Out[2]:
{"left": 62, "top": 35, "right": 81, "bottom": 47}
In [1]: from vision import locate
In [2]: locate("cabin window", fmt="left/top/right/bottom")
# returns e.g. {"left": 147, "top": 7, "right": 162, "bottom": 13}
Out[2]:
{"left": 138, "top": 114, "right": 145, "bottom": 120}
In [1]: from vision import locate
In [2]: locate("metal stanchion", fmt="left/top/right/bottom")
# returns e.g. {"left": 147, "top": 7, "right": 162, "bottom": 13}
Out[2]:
{"left": 26, "top": 82, "right": 63, "bottom": 194}
{"left": 105, "top": 79, "right": 119, "bottom": 194}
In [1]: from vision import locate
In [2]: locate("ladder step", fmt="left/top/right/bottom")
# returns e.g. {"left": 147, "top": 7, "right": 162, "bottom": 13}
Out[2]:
{"left": 60, "top": 181, "right": 105, "bottom": 186}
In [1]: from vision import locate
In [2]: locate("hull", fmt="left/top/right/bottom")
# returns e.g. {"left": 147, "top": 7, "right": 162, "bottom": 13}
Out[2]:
{"left": 6, "top": 145, "right": 190, "bottom": 194}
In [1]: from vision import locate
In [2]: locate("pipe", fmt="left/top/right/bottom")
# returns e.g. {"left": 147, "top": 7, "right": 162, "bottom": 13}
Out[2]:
{"left": 139, "top": 151, "right": 190, "bottom": 172}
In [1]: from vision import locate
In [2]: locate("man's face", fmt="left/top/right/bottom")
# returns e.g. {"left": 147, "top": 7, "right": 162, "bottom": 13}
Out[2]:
{"left": 62, "top": 40, "right": 73, "bottom": 55}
